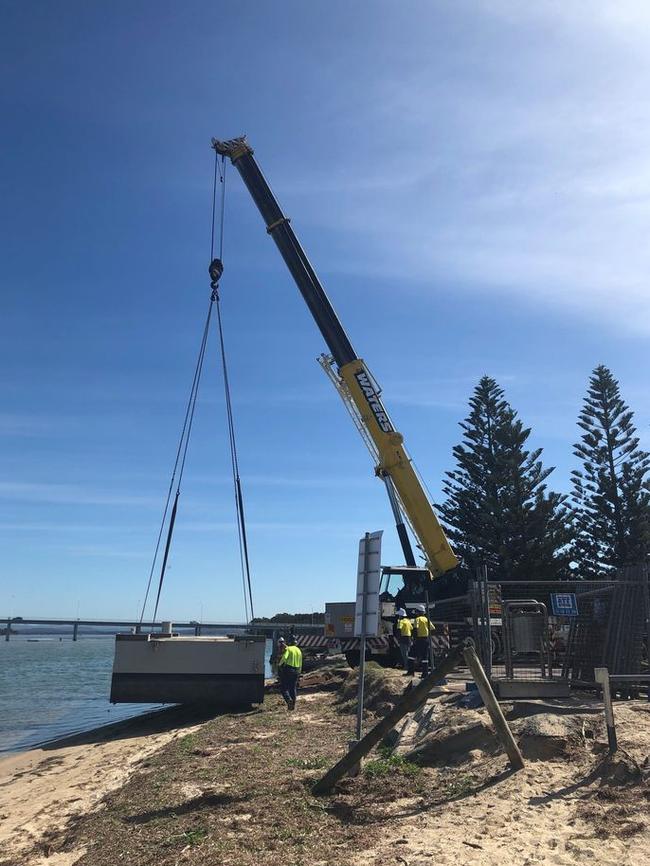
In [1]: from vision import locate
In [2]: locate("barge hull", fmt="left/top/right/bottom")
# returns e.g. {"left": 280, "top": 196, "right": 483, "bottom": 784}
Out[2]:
{"left": 110, "top": 633, "right": 265, "bottom": 706}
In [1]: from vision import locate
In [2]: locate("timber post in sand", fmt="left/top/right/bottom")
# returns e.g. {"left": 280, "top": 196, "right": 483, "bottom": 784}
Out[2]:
{"left": 313, "top": 645, "right": 464, "bottom": 794}
{"left": 595, "top": 667, "right": 617, "bottom": 752}
{"left": 463, "top": 643, "right": 525, "bottom": 770}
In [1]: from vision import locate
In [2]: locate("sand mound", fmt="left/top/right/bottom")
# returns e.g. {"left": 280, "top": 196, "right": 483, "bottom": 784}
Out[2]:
{"left": 512, "top": 712, "right": 592, "bottom": 760}
{"left": 598, "top": 750, "right": 643, "bottom": 787}
{"left": 337, "top": 663, "right": 408, "bottom": 717}
{"left": 406, "top": 719, "right": 497, "bottom": 765}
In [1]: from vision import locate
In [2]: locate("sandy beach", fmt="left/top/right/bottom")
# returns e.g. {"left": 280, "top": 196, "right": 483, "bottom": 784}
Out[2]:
{"left": 1, "top": 667, "right": 649, "bottom": 866}
{"left": 0, "top": 707, "right": 209, "bottom": 866}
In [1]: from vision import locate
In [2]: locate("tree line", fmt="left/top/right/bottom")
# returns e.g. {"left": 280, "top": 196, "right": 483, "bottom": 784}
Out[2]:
{"left": 437, "top": 365, "right": 649, "bottom": 583}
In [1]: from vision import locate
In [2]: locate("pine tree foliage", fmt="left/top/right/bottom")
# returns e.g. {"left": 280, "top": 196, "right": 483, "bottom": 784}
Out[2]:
{"left": 439, "top": 376, "right": 571, "bottom": 581}
{"left": 571, "top": 365, "right": 650, "bottom": 576}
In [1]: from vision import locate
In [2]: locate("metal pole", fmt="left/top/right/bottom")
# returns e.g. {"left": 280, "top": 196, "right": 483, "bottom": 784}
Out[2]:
{"left": 482, "top": 565, "right": 492, "bottom": 679}
{"left": 356, "top": 532, "right": 370, "bottom": 742}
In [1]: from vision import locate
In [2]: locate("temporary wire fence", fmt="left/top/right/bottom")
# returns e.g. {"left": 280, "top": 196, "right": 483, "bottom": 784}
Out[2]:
{"left": 430, "top": 565, "right": 649, "bottom": 691}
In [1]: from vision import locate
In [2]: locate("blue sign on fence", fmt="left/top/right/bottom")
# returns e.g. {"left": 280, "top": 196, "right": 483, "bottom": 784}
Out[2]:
{"left": 551, "top": 592, "right": 579, "bottom": 617}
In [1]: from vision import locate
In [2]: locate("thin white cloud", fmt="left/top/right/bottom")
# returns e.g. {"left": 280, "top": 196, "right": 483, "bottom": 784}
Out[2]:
{"left": 0, "top": 413, "right": 70, "bottom": 437}
{"left": 271, "top": 5, "right": 650, "bottom": 335}
{"left": 0, "top": 482, "right": 159, "bottom": 508}
{"left": 181, "top": 520, "right": 361, "bottom": 536}
{"left": 64, "top": 545, "right": 149, "bottom": 559}
{"left": 185, "top": 473, "right": 369, "bottom": 489}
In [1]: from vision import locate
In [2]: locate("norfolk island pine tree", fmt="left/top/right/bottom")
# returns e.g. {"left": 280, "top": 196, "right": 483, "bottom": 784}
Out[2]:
{"left": 571, "top": 364, "right": 650, "bottom": 578}
{"left": 438, "top": 376, "right": 572, "bottom": 582}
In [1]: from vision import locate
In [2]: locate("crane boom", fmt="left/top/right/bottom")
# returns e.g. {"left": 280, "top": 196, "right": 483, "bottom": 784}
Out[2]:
{"left": 212, "top": 136, "right": 458, "bottom": 577}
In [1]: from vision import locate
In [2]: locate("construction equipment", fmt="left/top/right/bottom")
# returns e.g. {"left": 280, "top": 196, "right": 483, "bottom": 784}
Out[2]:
{"left": 211, "top": 137, "right": 458, "bottom": 588}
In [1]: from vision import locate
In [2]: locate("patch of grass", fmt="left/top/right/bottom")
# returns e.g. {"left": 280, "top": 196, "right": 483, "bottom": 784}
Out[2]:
{"left": 165, "top": 827, "right": 209, "bottom": 847}
{"left": 364, "top": 749, "right": 421, "bottom": 779}
{"left": 178, "top": 733, "right": 197, "bottom": 753}
{"left": 442, "top": 774, "right": 476, "bottom": 798}
{"left": 287, "top": 757, "right": 329, "bottom": 770}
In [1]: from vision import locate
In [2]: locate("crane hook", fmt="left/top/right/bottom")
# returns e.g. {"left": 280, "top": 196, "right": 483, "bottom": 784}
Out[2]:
{"left": 209, "top": 258, "right": 224, "bottom": 299}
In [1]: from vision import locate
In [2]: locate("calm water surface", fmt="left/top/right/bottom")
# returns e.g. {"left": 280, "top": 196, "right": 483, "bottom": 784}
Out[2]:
{"left": 0, "top": 637, "right": 273, "bottom": 754}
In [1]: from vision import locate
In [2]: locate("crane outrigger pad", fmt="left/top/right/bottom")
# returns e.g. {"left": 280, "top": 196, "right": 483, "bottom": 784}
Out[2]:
{"left": 110, "top": 633, "right": 265, "bottom": 706}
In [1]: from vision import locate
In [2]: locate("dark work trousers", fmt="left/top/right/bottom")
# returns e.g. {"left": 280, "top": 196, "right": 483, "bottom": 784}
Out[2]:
{"left": 398, "top": 638, "right": 411, "bottom": 670}
{"left": 414, "top": 636, "right": 430, "bottom": 676}
{"left": 278, "top": 665, "right": 299, "bottom": 706}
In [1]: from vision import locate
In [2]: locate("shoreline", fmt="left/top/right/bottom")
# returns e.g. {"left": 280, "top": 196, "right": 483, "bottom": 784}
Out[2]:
{"left": 0, "top": 704, "right": 215, "bottom": 865}
{"left": 0, "top": 704, "right": 175, "bottom": 758}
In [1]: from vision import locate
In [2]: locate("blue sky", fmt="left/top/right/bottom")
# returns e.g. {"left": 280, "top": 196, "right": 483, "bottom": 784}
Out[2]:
{"left": 1, "top": 2, "right": 648, "bottom": 621}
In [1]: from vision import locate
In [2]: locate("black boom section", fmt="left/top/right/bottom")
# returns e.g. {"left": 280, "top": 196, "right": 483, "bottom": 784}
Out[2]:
{"left": 226, "top": 147, "right": 357, "bottom": 368}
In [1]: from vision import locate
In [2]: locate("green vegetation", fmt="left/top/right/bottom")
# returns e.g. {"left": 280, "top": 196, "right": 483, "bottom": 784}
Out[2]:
{"left": 251, "top": 612, "right": 324, "bottom": 624}
{"left": 364, "top": 746, "right": 421, "bottom": 778}
{"left": 439, "top": 376, "right": 571, "bottom": 581}
{"left": 166, "top": 828, "right": 209, "bottom": 847}
{"left": 287, "top": 756, "right": 329, "bottom": 770}
{"left": 442, "top": 773, "right": 477, "bottom": 798}
{"left": 178, "top": 733, "right": 197, "bottom": 753}
{"left": 571, "top": 365, "right": 650, "bottom": 576}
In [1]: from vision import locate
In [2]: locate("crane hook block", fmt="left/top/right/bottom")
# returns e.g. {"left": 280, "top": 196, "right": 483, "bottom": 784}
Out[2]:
{"left": 209, "top": 258, "right": 224, "bottom": 287}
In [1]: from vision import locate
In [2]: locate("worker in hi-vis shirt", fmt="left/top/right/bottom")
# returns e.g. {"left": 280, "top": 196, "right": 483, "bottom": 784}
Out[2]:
{"left": 410, "top": 604, "right": 435, "bottom": 677}
{"left": 277, "top": 635, "right": 303, "bottom": 711}
{"left": 395, "top": 608, "right": 413, "bottom": 671}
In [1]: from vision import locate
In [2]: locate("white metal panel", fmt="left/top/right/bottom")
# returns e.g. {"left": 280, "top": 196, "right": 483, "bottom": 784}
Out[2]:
{"left": 112, "top": 636, "right": 265, "bottom": 676}
{"left": 354, "top": 530, "right": 383, "bottom": 637}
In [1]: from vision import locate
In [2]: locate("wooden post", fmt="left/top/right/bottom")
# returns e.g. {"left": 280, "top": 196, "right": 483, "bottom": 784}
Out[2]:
{"left": 312, "top": 645, "right": 464, "bottom": 794}
{"left": 73, "top": 621, "right": 79, "bottom": 641}
{"left": 5, "top": 618, "right": 10, "bottom": 641}
{"left": 463, "top": 644, "right": 524, "bottom": 770}
{"left": 595, "top": 667, "right": 617, "bottom": 752}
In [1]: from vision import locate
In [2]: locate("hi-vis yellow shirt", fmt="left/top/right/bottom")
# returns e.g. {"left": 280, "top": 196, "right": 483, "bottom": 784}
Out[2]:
{"left": 397, "top": 617, "right": 413, "bottom": 638}
{"left": 414, "top": 616, "right": 435, "bottom": 638}
{"left": 279, "top": 645, "right": 303, "bottom": 671}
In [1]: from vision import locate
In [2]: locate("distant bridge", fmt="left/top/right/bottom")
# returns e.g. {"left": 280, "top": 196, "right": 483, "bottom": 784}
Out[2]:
{"left": 1, "top": 616, "right": 323, "bottom": 642}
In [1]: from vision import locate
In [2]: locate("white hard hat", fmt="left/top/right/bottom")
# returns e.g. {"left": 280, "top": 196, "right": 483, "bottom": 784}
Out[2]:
{"left": 396, "top": 608, "right": 407, "bottom": 617}
{"left": 415, "top": 604, "right": 426, "bottom": 613}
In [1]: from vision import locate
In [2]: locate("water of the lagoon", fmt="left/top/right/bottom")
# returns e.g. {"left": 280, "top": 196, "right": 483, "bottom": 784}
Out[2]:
{"left": 0, "top": 635, "right": 273, "bottom": 753}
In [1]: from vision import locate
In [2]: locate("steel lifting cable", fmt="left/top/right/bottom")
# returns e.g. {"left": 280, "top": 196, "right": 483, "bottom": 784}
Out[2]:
{"left": 139, "top": 298, "right": 214, "bottom": 625}
{"left": 210, "top": 153, "right": 256, "bottom": 622}
{"left": 140, "top": 153, "right": 225, "bottom": 625}
{"left": 214, "top": 291, "right": 255, "bottom": 622}
{"left": 140, "top": 150, "right": 255, "bottom": 625}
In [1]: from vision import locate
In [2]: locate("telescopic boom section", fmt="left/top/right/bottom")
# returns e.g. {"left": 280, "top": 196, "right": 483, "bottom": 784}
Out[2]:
{"left": 212, "top": 136, "right": 458, "bottom": 577}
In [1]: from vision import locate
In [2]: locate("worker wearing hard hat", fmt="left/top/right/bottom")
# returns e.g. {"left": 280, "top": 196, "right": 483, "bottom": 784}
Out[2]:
{"left": 411, "top": 604, "right": 435, "bottom": 678}
{"left": 277, "top": 636, "right": 303, "bottom": 711}
{"left": 395, "top": 608, "right": 413, "bottom": 671}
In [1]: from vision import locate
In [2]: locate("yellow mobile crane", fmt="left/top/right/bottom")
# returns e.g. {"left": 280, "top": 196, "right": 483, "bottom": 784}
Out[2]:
{"left": 211, "top": 137, "right": 458, "bottom": 593}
